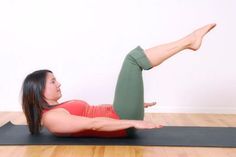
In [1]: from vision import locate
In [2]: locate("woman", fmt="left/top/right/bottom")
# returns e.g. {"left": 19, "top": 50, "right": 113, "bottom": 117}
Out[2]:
{"left": 21, "top": 23, "right": 216, "bottom": 137}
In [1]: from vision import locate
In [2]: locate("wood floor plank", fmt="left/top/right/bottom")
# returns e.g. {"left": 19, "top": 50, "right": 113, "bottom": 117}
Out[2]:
{"left": 0, "top": 112, "right": 236, "bottom": 157}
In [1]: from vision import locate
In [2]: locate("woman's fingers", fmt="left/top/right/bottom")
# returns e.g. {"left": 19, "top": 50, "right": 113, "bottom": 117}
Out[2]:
{"left": 157, "top": 124, "right": 164, "bottom": 128}
{"left": 144, "top": 102, "right": 157, "bottom": 108}
{"left": 133, "top": 121, "right": 163, "bottom": 129}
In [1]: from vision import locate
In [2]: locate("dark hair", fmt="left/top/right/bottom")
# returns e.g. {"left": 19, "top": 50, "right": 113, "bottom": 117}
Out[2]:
{"left": 21, "top": 69, "right": 54, "bottom": 134}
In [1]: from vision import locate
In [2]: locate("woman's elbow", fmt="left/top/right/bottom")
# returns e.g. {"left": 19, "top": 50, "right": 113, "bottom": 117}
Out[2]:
{"left": 89, "top": 120, "right": 107, "bottom": 131}
{"left": 46, "top": 125, "right": 61, "bottom": 134}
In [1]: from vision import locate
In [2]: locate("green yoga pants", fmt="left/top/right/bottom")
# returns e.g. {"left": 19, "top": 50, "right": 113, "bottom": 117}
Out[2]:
{"left": 113, "top": 46, "right": 153, "bottom": 120}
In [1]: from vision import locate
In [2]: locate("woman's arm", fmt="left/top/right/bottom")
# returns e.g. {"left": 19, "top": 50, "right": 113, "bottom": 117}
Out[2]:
{"left": 42, "top": 108, "right": 162, "bottom": 134}
{"left": 100, "top": 102, "right": 157, "bottom": 108}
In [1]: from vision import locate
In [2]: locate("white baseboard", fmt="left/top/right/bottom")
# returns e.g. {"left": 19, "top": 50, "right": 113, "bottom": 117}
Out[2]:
{"left": 1, "top": 105, "right": 235, "bottom": 114}
{"left": 145, "top": 106, "right": 236, "bottom": 114}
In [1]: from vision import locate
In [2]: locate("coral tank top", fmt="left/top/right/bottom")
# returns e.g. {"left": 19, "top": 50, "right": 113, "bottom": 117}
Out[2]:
{"left": 43, "top": 100, "right": 127, "bottom": 137}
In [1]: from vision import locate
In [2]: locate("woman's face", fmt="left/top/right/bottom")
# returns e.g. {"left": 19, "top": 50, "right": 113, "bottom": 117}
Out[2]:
{"left": 43, "top": 72, "right": 62, "bottom": 104}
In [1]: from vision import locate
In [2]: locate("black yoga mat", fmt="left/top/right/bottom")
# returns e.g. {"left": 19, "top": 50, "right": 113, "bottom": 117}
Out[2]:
{"left": 0, "top": 122, "right": 236, "bottom": 147}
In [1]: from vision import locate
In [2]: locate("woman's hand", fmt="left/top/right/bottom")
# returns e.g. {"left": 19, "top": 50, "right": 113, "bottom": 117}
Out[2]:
{"left": 144, "top": 102, "right": 157, "bottom": 108}
{"left": 132, "top": 120, "right": 163, "bottom": 129}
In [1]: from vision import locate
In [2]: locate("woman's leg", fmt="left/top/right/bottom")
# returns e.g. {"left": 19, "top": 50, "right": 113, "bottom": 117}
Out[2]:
{"left": 145, "top": 24, "right": 216, "bottom": 67}
{"left": 113, "top": 46, "right": 152, "bottom": 120}
{"left": 113, "top": 23, "right": 216, "bottom": 120}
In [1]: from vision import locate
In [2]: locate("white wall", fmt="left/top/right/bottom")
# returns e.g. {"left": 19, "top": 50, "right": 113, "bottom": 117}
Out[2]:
{"left": 0, "top": 0, "right": 235, "bottom": 113}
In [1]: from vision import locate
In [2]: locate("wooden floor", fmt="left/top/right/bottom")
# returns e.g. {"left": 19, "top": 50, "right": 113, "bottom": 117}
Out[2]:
{"left": 0, "top": 112, "right": 236, "bottom": 157}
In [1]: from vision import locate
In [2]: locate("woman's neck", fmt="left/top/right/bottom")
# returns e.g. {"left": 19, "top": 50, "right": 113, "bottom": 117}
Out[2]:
{"left": 46, "top": 100, "right": 59, "bottom": 106}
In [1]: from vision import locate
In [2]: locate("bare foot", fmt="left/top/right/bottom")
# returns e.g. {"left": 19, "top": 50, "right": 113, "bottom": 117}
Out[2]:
{"left": 144, "top": 102, "right": 157, "bottom": 108}
{"left": 187, "top": 23, "right": 216, "bottom": 51}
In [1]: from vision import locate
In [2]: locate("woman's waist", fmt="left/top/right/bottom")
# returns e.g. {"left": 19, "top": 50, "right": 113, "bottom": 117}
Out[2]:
{"left": 84, "top": 105, "right": 120, "bottom": 119}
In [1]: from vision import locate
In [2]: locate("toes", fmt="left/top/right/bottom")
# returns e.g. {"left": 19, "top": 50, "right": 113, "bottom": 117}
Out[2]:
{"left": 207, "top": 23, "right": 216, "bottom": 32}
{"left": 199, "top": 23, "right": 216, "bottom": 35}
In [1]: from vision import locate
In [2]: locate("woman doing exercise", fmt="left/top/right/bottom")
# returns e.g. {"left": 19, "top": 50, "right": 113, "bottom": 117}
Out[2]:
{"left": 21, "top": 23, "right": 216, "bottom": 137}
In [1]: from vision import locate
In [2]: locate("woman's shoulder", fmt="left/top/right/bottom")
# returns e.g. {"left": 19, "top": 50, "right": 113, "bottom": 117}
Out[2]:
{"left": 43, "top": 99, "right": 89, "bottom": 118}
{"left": 44, "top": 100, "right": 87, "bottom": 113}
{"left": 41, "top": 107, "right": 69, "bottom": 126}
{"left": 43, "top": 107, "right": 69, "bottom": 115}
